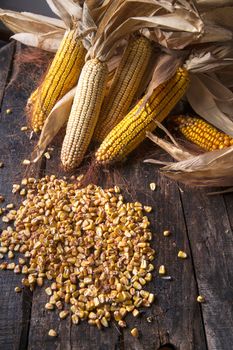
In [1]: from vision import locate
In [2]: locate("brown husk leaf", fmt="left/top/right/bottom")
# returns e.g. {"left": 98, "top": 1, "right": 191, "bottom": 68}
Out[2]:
{"left": 90, "top": 0, "right": 204, "bottom": 60}
{"left": 145, "top": 132, "right": 233, "bottom": 187}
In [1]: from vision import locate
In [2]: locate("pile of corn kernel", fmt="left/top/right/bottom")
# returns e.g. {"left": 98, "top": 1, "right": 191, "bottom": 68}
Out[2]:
{"left": 0, "top": 175, "right": 155, "bottom": 329}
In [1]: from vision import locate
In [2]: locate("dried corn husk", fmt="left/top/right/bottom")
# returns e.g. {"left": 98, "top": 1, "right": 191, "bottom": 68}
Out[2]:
{"left": 145, "top": 131, "right": 233, "bottom": 187}
{"left": 34, "top": 0, "right": 204, "bottom": 161}
{"left": 144, "top": 42, "right": 233, "bottom": 187}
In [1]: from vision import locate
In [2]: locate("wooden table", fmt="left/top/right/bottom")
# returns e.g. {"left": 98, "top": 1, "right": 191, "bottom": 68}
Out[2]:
{"left": 0, "top": 41, "right": 232, "bottom": 350}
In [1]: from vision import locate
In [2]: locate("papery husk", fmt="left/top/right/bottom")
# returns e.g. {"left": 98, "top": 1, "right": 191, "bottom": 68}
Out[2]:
{"left": 91, "top": 0, "right": 203, "bottom": 61}
{"left": 34, "top": 0, "right": 204, "bottom": 161}
{"left": 141, "top": 42, "right": 233, "bottom": 140}
{"left": 0, "top": 0, "right": 98, "bottom": 51}
{"left": 32, "top": 87, "right": 76, "bottom": 163}
{"left": 145, "top": 131, "right": 233, "bottom": 187}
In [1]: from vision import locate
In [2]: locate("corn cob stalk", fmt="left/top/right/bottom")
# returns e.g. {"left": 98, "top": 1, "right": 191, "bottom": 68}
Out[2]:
{"left": 61, "top": 58, "right": 108, "bottom": 170}
{"left": 173, "top": 115, "right": 233, "bottom": 151}
{"left": 93, "top": 36, "right": 153, "bottom": 142}
{"left": 28, "top": 28, "right": 86, "bottom": 132}
{"left": 95, "top": 68, "right": 189, "bottom": 164}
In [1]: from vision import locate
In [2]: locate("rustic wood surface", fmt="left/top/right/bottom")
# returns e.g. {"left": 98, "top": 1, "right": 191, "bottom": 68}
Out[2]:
{"left": 0, "top": 42, "right": 232, "bottom": 350}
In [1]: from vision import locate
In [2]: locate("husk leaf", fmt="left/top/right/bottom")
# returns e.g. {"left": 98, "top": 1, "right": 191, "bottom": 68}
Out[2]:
{"left": 32, "top": 87, "right": 76, "bottom": 162}
{"left": 145, "top": 132, "right": 233, "bottom": 187}
{"left": 91, "top": 0, "right": 203, "bottom": 60}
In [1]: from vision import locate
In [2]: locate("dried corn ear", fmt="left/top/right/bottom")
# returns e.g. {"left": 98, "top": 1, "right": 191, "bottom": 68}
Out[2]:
{"left": 94, "top": 36, "right": 152, "bottom": 142}
{"left": 28, "top": 29, "right": 86, "bottom": 132}
{"left": 173, "top": 115, "right": 233, "bottom": 151}
{"left": 61, "top": 59, "right": 108, "bottom": 170}
{"left": 96, "top": 68, "right": 189, "bottom": 164}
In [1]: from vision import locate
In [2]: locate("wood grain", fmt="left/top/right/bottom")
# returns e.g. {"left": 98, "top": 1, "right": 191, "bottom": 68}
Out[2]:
{"left": 181, "top": 188, "right": 233, "bottom": 350}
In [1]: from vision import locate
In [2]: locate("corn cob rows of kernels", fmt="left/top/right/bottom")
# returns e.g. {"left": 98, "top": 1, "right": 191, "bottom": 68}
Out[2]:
{"left": 94, "top": 36, "right": 153, "bottom": 142}
{"left": 61, "top": 59, "right": 108, "bottom": 170}
{"left": 0, "top": 176, "right": 155, "bottom": 329}
{"left": 173, "top": 115, "right": 233, "bottom": 151}
{"left": 29, "top": 29, "right": 86, "bottom": 132}
{"left": 95, "top": 67, "right": 189, "bottom": 164}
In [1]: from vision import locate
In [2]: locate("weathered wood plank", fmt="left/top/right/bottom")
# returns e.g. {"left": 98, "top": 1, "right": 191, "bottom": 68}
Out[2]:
{"left": 181, "top": 188, "right": 233, "bottom": 350}
{"left": 28, "top": 139, "right": 207, "bottom": 349}
{"left": 0, "top": 41, "right": 15, "bottom": 110}
{"left": 120, "top": 153, "right": 207, "bottom": 350}
{"left": 0, "top": 42, "right": 47, "bottom": 350}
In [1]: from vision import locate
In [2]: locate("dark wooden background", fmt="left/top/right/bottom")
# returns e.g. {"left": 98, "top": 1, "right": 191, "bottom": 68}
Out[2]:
{"left": 0, "top": 41, "right": 232, "bottom": 350}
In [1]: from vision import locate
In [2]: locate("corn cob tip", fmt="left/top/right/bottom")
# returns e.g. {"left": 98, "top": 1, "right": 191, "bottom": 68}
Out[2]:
{"left": 173, "top": 115, "right": 233, "bottom": 151}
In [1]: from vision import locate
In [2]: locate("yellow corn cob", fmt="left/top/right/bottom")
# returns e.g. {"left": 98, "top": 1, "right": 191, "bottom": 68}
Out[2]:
{"left": 29, "top": 28, "right": 86, "bottom": 132}
{"left": 61, "top": 58, "right": 108, "bottom": 170}
{"left": 96, "top": 68, "right": 189, "bottom": 164}
{"left": 94, "top": 36, "right": 153, "bottom": 142}
{"left": 173, "top": 115, "right": 233, "bottom": 151}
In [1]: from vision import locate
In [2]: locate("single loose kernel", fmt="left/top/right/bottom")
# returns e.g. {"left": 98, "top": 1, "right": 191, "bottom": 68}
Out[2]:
{"left": 0, "top": 195, "right": 4, "bottom": 202}
{"left": 44, "top": 152, "right": 51, "bottom": 159}
{"left": 20, "top": 189, "right": 26, "bottom": 196}
{"left": 0, "top": 162, "right": 4, "bottom": 168}
{"left": 22, "top": 159, "right": 31, "bottom": 165}
{"left": 6, "top": 108, "right": 12, "bottom": 115}
{"left": 48, "top": 329, "right": 57, "bottom": 337}
{"left": 144, "top": 206, "right": 152, "bottom": 213}
{"left": 149, "top": 183, "right": 156, "bottom": 191}
{"left": 21, "top": 126, "right": 28, "bottom": 131}
{"left": 14, "top": 286, "right": 22, "bottom": 293}
{"left": 163, "top": 230, "right": 171, "bottom": 237}
{"left": 8, "top": 251, "right": 14, "bottom": 259}
{"left": 132, "top": 309, "right": 140, "bottom": 317}
{"left": 59, "top": 310, "right": 69, "bottom": 319}
{"left": 6, "top": 203, "right": 14, "bottom": 209}
{"left": 21, "top": 178, "right": 28, "bottom": 185}
{"left": 45, "top": 303, "right": 54, "bottom": 310}
{"left": 197, "top": 295, "right": 205, "bottom": 303}
{"left": 118, "top": 320, "right": 126, "bottom": 328}
{"left": 12, "top": 184, "right": 20, "bottom": 193}
{"left": 178, "top": 250, "right": 187, "bottom": 259}
{"left": 131, "top": 328, "right": 139, "bottom": 337}
{"left": 0, "top": 247, "right": 8, "bottom": 254}
{"left": 71, "top": 314, "right": 79, "bottom": 324}
{"left": 159, "top": 265, "right": 166, "bottom": 275}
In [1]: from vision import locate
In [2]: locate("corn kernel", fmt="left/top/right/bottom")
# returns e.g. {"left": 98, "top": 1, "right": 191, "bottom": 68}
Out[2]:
{"left": 178, "top": 250, "right": 187, "bottom": 259}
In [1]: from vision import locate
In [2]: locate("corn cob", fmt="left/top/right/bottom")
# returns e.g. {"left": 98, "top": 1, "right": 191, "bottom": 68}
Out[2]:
{"left": 61, "top": 58, "right": 108, "bottom": 170}
{"left": 173, "top": 115, "right": 233, "bottom": 151}
{"left": 94, "top": 36, "right": 153, "bottom": 142}
{"left": 29, "top": 28, "right": 86, "bottom": 132}
{"left": 96, "top": 68, "right": 189, "bottom": 164}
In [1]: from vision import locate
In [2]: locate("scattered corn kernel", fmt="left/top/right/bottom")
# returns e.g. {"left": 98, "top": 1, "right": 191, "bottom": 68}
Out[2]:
{"left": 149, "top": 182, "right": 156, "bottom": 191}
{"left": 197, "top": 295, "right": 205, "bottom": 303}
{"left": 131, "top": 328, "right": 139, "bottom": 337}
{"left": 6, "top": 108, "right": 12, "bottom": 115}
{"left": 14, "top": 286, "right": 22, "bottom": 293}
{"left": 44, "top": 152, "right": 51, "bottom": 159}
{"left": 178, "top": 250, "right": 187, "bottom": 259}
{"left": 159, "top": 265, "right": 166, "bottom": 275}
{"left": 144, "top": 206, "right": 152, "bottom": 213}
{"left": 0, "top": 162, "right": 4, "bottom": 168}
{"left": 132, "top": 309, "right": 140, "bottom": 317}
{"left": 163, "top": 230, "right": 171, "bottom": 237}
{"left": 59, "top": 310, "right": 69, "bottom": 319}
{"left": 22, "top": 159, "right": 31, "bottom": 165}
{"left": 45, "top": 303, "right": 54, "bottom": 310}
{"left": 118, "top": 320, "right": 126, "bottom": 328}
{"left": 21, "top": 126, "right": 28, "bottom": 131}
{"left": 48, "top": 329, "right": 57, "bottom": 337}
